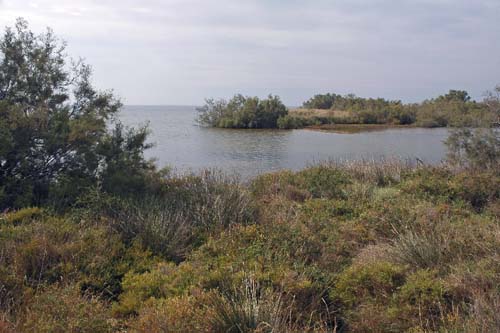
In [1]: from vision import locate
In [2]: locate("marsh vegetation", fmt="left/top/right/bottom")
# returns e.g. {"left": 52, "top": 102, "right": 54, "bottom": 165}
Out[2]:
{"left": 1, "top": 19, "right": 499, "bottom": 333}
{"left": 198, "top": 89, "right": 499, "bottom": 130}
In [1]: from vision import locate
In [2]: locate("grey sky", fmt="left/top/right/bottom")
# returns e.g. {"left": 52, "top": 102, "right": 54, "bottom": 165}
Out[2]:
{"left": 1, "top": 0, "right": 499, "bottom": 105}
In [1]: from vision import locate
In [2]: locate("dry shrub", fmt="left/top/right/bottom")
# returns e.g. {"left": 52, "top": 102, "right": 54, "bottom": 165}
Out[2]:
{"left": 390, "top": 228, "right": 449, "bottom": 270}
{"left": 2, "top": 207, "right": 43, "bottom": 225}
{"left": 343, "top": 303, "right": 397, "bottom": 333}
{"left": 20, "top": 285, "right": 112, "bottom": 333}
{"left": 208, "top": 277, "right": 289, "bottom": 333}
{"left": 485, "top": 200, "right": 500, "bottom": 218}
{"left": 464, "top": 290, "right": 500, "bottom": 332}
{"left": 132, "top": 294, "right": 212, "bottom": 333}
{"left": 322, "top": 158, "right": 418, "bottom": 186}
{"left": 256, "top": 196, "right": 299, "bottom": 225}
{"left": 389, "top": 206, "right": 500, "bottom": 271}
{"left": 351, "top": 243, "right": 393, "bottom": 267}
{"left": 0, "top": 315, "right": 14, "bottom": 333}
{"left": 95, "top": 169, "right": 255, "bottom": 261}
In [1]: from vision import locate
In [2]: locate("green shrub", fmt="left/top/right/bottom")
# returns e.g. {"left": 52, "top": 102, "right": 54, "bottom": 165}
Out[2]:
{"left": 113, "top": 263, "right": 176, "bottom": 316}
{"left": 1, "top": 159, "right": 499, "bottom": 331}
{"left": 334, "top": 261, "right": 406, "bottom": 308}
{"left": 20, "top": 285, "right": 113, "bottom": 333}
{"left": 394, "top": 269, "right": 450, "bottom": 331}
{"left": 186, "top": 223, "right": 322, "bottom": 290}
{"left": 79, "top": 171, "right": 255, "bottom": 261}
{"left": 0, "top": 212, "right": 156, "bottom": 303}
{"left": 251, "top": 166, "right": 351, "bottom": 201}
{"left": 451, "top": 172, "right": 500, "bottom": 211}
{"left": 113, "top": 259, "right": 199, "bottom": 317}
{"left": 276, "top": 115, "right": 308, "bottom": 129}
{"left": 297, "top": 166, "right": 351, "bottom": 199}
{"left": 400, "top": 168, "right": 455, "bottom": 200}
{"left": 299, "top": 199, "right": 357, "bottom": 227}
{"left": 197, "top": 94, "right": 288, "bottom": 129}
{"left": 2, "top": 207, "right": 43, "bottom": 225}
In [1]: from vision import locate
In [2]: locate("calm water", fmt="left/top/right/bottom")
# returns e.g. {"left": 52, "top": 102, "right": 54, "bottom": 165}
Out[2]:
{"left": 121, "top": 105, "right": 449, "bottom": 179}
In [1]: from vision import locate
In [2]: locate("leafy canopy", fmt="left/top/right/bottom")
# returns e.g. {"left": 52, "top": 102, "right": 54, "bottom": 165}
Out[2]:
{"left": 0, "top": 18, "right": 154, "bottom": 209}
{"left": 197, "top": 94, "right": 288, "bottom": 129}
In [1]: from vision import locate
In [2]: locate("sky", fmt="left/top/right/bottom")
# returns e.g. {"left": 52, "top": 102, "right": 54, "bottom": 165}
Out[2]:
{"left": 0, "top": 0, "right": 499, "bottom": 106}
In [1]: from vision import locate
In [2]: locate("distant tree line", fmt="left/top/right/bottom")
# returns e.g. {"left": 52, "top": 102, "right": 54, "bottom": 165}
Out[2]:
{"left": 298, "top": 90, "right": 495, "bottom": 128}
{"left": 198, "top": 89, "right": 498, "bottom": 130}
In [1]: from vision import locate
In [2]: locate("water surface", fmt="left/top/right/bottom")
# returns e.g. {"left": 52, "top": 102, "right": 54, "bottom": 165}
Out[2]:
{"left": 121, "top": 105, "right": 449, "bottom": 178}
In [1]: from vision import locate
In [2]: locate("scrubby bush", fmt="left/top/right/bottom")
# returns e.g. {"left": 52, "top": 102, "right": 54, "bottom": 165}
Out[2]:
{"left": 302, "top": 93, "right": 339, "bottom": 109}
{"left": 113, "top": 263, "right": 177, "bottom": 316}
{"left": 80, "top": 170, "right": 255, "bottom": 262}
{"left": 394, "top": 269, "right": 450, "bottom": 331}
{"left": 20, "top": 286, "right": 113, "bottom": 333}
{"left": 334, "top": 261, "right": 406, "bottom": 308}
{"left": 276, "top": 114, "right": 309, "bottom": 129}
{"left": 0, "top": 211, "right": 156, "bottom": 310}
{"left": 1, "top": 207, "right": 43, "bottom": 225}
{"left": 208, "top": 278, "right": 287, "bottom": 333}
{"left": 132, "top": 295, "right": 212, "bottom": 333}
{"left": 251, "top": 165, "right": 351, "bottom": 201}
{"left": 446, "top": 128, "right": 500, "bottom": 171}
{"left": 197, "top": 94, "right": 288, "bottom": 128}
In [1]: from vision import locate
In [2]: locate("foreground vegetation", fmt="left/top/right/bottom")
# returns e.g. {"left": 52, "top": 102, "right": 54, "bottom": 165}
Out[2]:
{"left": 199, "top": 89, "right": 499, "bottom": 130}
{"left": 1, "top": 19, "right": 500, "bottom": 332}
{"left": 1, "top": 159, "right": 499, "bottom": 332}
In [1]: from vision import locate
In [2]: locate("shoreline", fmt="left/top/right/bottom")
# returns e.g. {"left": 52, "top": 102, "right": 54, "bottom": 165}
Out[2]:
{"left": 304, "top": 123, "right": 417, "bottom": 133}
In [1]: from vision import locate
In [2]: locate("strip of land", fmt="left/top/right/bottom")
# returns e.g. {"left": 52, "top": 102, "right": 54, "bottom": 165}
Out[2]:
{"left": 290, "top": 108, "right": 414, "bottom": 133}
{"left": 305, "top": 123, "right": 413, "bottom": 133}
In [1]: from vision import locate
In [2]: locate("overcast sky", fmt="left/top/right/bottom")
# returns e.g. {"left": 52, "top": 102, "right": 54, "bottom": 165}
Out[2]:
{"left": 1, "top": 0, "right": 499, "bottom": 105}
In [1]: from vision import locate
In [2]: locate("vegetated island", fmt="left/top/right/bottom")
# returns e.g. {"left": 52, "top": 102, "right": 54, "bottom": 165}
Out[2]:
{"left": 1, "top": 18, "right": 500, "bottom": 332}
{"left": 197, "top": 90, "right": 500, "bottom": 132}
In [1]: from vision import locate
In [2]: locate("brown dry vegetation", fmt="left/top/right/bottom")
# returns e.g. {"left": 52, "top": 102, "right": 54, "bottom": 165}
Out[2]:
{"left": 290, "top": 108, "right": 352, "bottom": 119}
{"left": 305, "top": 123, "right": 413, "bottom": 133}
{"left": 1, "top": 160, "right": 499, "bottom": 332}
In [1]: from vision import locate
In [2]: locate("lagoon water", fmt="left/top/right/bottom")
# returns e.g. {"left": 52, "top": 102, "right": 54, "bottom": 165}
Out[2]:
{"left": 121, "top": 105, "right": 449, "bottom": 179}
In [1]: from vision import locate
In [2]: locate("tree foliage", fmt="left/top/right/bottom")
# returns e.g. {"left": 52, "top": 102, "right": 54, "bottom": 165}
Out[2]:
{"left": 197, "top": 94, "right": 288, "bottom": 129}
{"left": 0, "top": 19, "right": 154, "bottom": 209}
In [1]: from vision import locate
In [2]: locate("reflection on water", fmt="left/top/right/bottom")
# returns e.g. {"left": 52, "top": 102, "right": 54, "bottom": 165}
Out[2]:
{"left": 121, "top": 105, "right": 449, "bottom": 179}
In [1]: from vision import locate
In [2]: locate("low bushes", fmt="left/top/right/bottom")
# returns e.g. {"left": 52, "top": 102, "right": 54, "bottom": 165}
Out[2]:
{"left": 1, "top": 162, "right": 499, "bottom": 331}
{"left": 132, "top": 295, "right": 212, "bottom": 333}
{"left": 197, "top": 95, "right": 288, "bottom": 129}
{"left": 20, "top": 286, "right": 113, "bottom": 333}
{"left": 77, "top": 170, "right": 255, "bottom": 262}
